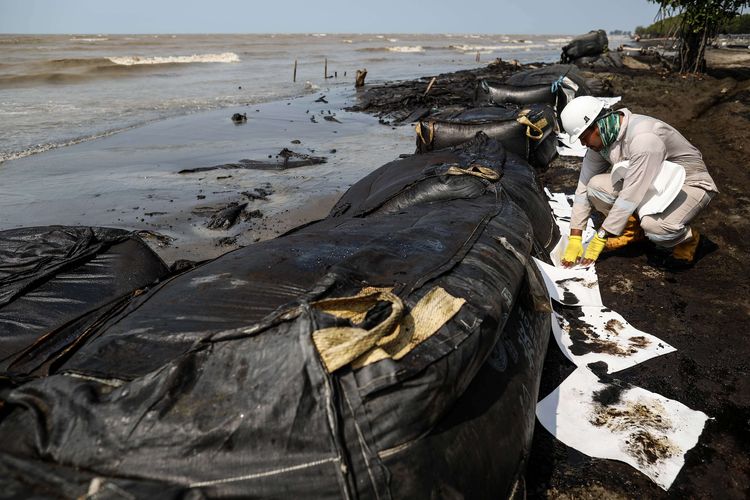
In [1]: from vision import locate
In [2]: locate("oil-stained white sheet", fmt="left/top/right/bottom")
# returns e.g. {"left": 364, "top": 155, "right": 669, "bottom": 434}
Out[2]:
{"left": 551, "top": 306, "right": 677, "bottom": 373}
{"left": 536, "top": 367, "right": 709, "bottom": 490}
{"left": 533, "top": 257, "right": 602, "bottom": 307}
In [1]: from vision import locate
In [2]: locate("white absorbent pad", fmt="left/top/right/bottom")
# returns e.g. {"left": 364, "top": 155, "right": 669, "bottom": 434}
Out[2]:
{"left": 551, "top": 305, "right": 676, "bottom": 373}
{"left": 533, "top": 257, "right": 602, "bottom": 306}
{"left": 536, "top": 367, "right": 709, "bottom": 490}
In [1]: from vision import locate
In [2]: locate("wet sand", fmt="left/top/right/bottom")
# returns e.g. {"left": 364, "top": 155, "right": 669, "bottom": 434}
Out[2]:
{"left": 0, "top": 86, "right": 414, "bottom": 264}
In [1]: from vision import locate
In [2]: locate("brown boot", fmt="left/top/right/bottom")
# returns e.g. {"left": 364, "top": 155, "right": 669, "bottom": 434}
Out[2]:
{"left": 671, "top": 229, "right": 702, "bottom": 262}
{"left": 604, "top": 215, "right": 645, "bottom": 251}
{"left": 647, "top": 228, "right": 718, "bottom": 271}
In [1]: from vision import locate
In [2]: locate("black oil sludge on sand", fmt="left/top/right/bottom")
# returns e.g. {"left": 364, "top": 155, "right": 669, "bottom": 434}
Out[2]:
{"left": 0, "top": 134, "right": 554, "bottom": 498}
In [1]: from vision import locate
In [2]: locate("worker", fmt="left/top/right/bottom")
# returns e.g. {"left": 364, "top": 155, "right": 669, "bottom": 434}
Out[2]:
{"left": 559, "top": 96, "right": 718, "bottom": 270}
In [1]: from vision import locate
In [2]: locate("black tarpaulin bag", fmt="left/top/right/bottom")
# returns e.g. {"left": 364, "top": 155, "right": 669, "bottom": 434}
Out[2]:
{"left": 505, "top": 64, "right": 593, "bottom": 97}
{"left": 415, "top": 104, "right": 558, "bottom": 170}
{"left": 0, "top": 139, "right": 553, "bottom": 498}
{"left": 560, "top": 29, "right": 609, "bottom": 63}
{"left": 332, "top": 133, "right": 558, "bottom": 253}
{"left": 0, "top": 197, "right": 551, "bottom": 499}
{"left": 474, "top": 81, "right": 562, "bottom": 109}
{"left": 0, "top": 226, "right": 169, "bottom": 378}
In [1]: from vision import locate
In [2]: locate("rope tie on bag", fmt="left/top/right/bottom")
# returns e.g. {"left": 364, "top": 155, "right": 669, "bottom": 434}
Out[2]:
{"left": 550, "top": 75, "right": 565, "bottom": 93}
{"left": 415, "top": 121, "right": 435, "bottom": 148}
{"left": 311, "top": 286, "right": 466, "bottom": 372}
{"left": 442, "top": 163, "right": 501, "bottom": 181}
{"left": 311, "top": 289, "right": 405, "bottom": 372}
{"left": 516, "top": 110, "right": 545, "bottom": 141}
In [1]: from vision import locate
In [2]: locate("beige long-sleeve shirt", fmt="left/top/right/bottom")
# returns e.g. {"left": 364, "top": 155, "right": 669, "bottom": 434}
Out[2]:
{"left": 570, "top": 108, "right": 718, "bottom": 235}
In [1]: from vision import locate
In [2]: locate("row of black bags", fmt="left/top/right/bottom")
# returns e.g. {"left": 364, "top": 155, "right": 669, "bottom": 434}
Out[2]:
{"left": 0, "top": 132, "right": 558, "bottom": 498}
{"left": 415, "top": 64, "right": 596, "bottom": 171}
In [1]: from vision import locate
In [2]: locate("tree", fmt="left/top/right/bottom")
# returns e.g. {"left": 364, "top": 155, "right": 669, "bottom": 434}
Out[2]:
{"left": 650, "top": 0, "right": 749, "bottom": 73}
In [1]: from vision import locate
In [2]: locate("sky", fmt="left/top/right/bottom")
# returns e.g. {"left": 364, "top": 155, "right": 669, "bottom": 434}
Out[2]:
{"left": 0, "top": 0, "right": 662, "bottom": 35}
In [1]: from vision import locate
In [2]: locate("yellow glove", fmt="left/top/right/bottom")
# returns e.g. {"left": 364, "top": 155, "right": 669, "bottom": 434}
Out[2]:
{"left": 583, "top": 233, "right": 607, "bottom": 262}
{"left": 563, "top": 235, "right": 583, "bottom": 264}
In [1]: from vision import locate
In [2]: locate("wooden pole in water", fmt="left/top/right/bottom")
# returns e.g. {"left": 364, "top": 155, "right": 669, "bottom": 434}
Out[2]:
{"left": 293, "top": 59, "right": 297, "bottom": 82}
{"left": 476, "top": 51, "right": 480, "bottom": 62}
{"left": 324, "top": 58, "right": 328, "bottom": 79}
{"left": 424, "top": 77, "right": 437, "bottom": 96}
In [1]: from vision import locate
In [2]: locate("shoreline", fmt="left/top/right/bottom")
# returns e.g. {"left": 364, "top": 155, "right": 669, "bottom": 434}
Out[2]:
{"left": 0, "top": 84, "right": 324, "bottom": 165}
{"left": 0, "top": 84, "right": 415, "bottom": 264}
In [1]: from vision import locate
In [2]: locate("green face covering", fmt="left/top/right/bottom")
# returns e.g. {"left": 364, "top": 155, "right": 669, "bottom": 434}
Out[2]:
{"left": 596, "top": 112, "right": 620, "bottom": 159}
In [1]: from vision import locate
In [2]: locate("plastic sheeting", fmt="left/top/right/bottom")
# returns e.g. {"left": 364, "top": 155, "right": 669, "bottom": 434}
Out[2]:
{"left": 415, "top": 104, "right": 559, "bottom": 170}
{"left": 560, "top": 30, "right": 609, "bottom": 63}
{"left": 475, "top": 82, "right": 562, "bottom": 109}
{"left": 0, "top": 136, "right": 555, "bottom": 498}
{"left": 332, "top": 133, "right": 559, "bottom": 254}
{"left": 0, "top": 226, "right": 169, "bottom": 378}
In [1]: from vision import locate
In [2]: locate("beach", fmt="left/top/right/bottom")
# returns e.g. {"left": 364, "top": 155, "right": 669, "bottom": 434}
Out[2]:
{"left": 0, "top": 32, "right": 748, "bottom": 498}
{"left": 0, "top": 86, "right": 414, "bottom": 263}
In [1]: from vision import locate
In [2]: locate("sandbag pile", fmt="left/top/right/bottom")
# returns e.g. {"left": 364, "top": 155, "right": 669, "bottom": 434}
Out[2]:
{"left": 476, "top": 64, "right": 596, "bottom": 113}
{"left": 415, "top": 104, "right": 559, "bottom": 171}
{"left": 560, "top": 29, "right": 609, "bottom": 63}
{"left": 0, "top": 226, "right": 169, "bottom": 378}
{"left": 0, "top": 134, "right": 554, "bottom": 498}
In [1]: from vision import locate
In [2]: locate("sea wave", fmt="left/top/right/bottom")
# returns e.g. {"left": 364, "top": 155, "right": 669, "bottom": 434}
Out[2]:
{"left": 108, "top": 52, "right": 240, "bottom": 66}
{"left": 450, "top": 44, "right": 546, "bottom": 52}
{"left": 388, "top": 46, "right": 424, "bottom": 53}
{"left": 547, "top": 38, "right": 572, "bottom": 43}
{"left": 0, "top": 125, "right": 139, "bottom": 164}
{"left": 357, "top": 46, "right": 425, "bottom": 53}
{"left": 0, "top": 53, "right": 241, "bottom": 88}
{"left": 71, "top": 37, "right": 109, "bottom": 42}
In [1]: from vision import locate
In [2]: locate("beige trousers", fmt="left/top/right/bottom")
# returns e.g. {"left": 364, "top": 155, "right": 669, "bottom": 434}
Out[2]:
{"left": 586, "top": 173, "right": 714, "bottom": 248}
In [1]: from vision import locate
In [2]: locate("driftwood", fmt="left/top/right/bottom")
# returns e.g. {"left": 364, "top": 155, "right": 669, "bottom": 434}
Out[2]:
{"left": 179, "top": 149, "right": 327, "bottom": 174}
{"left": 205, "top": 202, "right": 248, "bottom": 230}
{"left": 355, "top": 68, "right": 368, "bottom": 88}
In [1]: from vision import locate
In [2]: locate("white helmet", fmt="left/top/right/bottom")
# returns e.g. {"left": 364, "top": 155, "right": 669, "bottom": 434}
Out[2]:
{"left": 561, "top": 96, "right": 607, "bottom": 142}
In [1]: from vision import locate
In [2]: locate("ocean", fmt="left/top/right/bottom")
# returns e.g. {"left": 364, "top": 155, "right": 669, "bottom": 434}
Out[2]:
{"left": 0, "top": 33, "right": 626, "bottom": 163}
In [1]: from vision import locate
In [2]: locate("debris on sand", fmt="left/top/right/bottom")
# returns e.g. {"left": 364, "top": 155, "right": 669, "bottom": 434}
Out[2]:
{"left": 178, "top": 149, "right": 327, "bottom": 174}
{"left": 204, "top": 202, "right": 247, "bottom": 230}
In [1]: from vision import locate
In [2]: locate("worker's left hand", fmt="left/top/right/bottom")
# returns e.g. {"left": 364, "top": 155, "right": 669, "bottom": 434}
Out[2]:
{"left": 581, "top": 233, "right": 607, "bottom": 266}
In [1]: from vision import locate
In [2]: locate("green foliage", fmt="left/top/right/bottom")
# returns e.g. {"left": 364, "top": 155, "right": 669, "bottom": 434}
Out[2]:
{"left": 635, "top": 15, "right": 683, "bottom": 37}
{"left": 650, "top": 0, "right": 749, "bottom": 35}
{"left": 647, "top": 0, "right": 750, "bottom": 72}
{"left": 636, "top": 13, "right": 750, "bottom": 36}
{"left": 719, "top": 13, "right": 750, "bottom": 33}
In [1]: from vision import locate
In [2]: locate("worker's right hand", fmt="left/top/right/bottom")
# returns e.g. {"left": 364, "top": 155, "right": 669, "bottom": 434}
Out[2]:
{"left": 561, "top": 235, "right": 583, "bottom": 268}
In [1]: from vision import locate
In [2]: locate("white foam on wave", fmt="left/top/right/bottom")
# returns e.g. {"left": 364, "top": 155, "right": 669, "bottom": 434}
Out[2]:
{"left": 71, "top": 37, "right": 109, "bottom": 42}
{"left": 547, "top": 38, "right": 572, "bottom": 43}
{"left": 450, "top": 44, "right": 545, "bottom": 53}
{"left": 0, "top": 125, "right": 139, "bottom": 164}
{"left": 387, "top": 38, "right": 398, "bottom": 43}
{"left": 387, "top": 46, "right": 424, "bottom": 53}
{"left": 108, "top": 52, "right": 240, "bottom": 66}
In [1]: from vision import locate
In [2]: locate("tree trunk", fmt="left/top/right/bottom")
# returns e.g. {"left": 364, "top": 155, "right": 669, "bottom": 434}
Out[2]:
{"left": 679, "top": 29, "right": 706, "bottom": 73}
